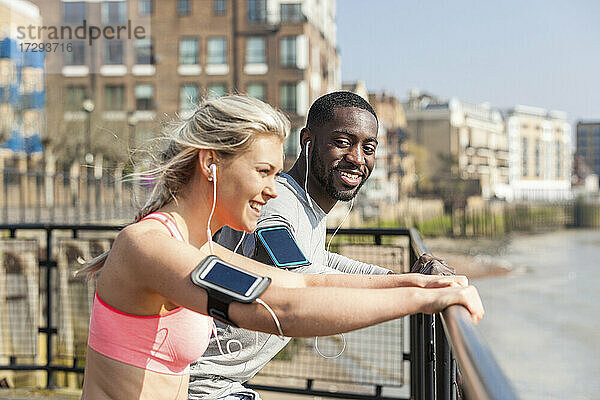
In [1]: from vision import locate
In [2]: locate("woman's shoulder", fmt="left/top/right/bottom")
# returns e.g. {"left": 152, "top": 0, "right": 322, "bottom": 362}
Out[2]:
{"left": 111, "top": 219, "right": 176, "bottom": 259}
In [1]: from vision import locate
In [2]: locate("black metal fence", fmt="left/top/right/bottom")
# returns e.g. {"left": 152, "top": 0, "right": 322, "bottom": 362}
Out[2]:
{"left": 1, "top": 165, "right": 136, "bottom": 224}
{"left": 0, "top": 224, "right": 518, "bottom": 399}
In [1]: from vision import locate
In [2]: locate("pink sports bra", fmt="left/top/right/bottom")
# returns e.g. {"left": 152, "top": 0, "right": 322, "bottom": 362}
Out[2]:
{"left": 87, "top": 212, "right": 213, "bottom": 375}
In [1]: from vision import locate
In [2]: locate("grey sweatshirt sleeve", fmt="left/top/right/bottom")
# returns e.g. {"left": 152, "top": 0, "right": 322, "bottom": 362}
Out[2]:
{"left": 326, "top": 251, "right": 392, "bottom": 275}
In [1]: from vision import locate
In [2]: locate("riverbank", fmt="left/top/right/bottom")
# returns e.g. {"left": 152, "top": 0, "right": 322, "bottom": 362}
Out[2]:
{"left": 424, "top": 235, "right": 517, "bottom": 279}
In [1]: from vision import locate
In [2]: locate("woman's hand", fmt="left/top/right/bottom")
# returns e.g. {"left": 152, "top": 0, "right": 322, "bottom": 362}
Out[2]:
{"left": 425, "top": 285, "right": 484, "bottom": 324}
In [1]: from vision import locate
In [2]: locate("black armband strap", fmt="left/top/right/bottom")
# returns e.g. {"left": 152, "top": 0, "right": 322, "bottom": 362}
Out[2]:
{"left": 207, "top": 292, "right": 239, "bottom": 327}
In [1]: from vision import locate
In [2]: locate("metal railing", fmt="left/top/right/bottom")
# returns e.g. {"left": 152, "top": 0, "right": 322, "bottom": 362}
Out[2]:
{"left": 0, "top": 224, "right": 519, "bottom": 399}
{"left": 407, "top": 227, "right": 519, "bottom": 400}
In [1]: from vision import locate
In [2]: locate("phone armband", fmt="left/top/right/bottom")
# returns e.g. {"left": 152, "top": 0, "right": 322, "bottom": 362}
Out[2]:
{"left": 190, "top": 255, "right": 271, "bottom": 326}
{"left": 254, "top": 226, "right": 310, "bottom": 269}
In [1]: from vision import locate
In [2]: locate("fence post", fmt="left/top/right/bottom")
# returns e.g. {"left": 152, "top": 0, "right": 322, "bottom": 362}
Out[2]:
{"left": 45, "top": 154, "right": 55, "bottom": 218}
{"left": 44, "top": 228, "right": 55, "bottom": 388}
{"left": 70, "top": 161, "right": 80, "bottom": 223}
{"left": 435, "top": 315, "right": 453, "bottom": 400}
{"left": 18, "top": 156, "right": 27, "bottom": 222}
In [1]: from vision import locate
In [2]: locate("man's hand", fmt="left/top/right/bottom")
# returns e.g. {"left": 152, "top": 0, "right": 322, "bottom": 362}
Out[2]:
{"left": 410, "top": 253, "right": 455, "bottom": 276}
{"left": 420, "top": 274, "right": 468, "bottom": 288}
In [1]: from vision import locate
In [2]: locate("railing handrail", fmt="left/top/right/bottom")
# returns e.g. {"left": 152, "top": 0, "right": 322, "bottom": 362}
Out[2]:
{"left": 408, "top": 227, "right": 520, "bottom": 400}
{"left": 441, "top": 306, "right": 519, "bottom": 400}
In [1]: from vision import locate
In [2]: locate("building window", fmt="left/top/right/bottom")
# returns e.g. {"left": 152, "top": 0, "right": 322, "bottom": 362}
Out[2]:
{"left": 535, "top": 139, "right": 541, "bottom": 177}
{"left": 138, "top": 0, "right": 153, "bottom": 16}
{"left": 214, "top": 0, "right": 226, "bottom": 15}
{"left": 102, "top": 1, "right": 127, "bottom": 24}
{"left": 280, "top": 83, "right": 296, "bottom": 112}
{"left": 105, "top": 85, "right": 125, "bottom": 111}
{"left": 246, "top": 83, "right": 266, "bottom": 102}
{"left": 135, "top": 84, "right": 154, "bottom": 110}
{"left": 64, "top": 41, "right": 85, "bottom": 65}
{"left": 179, "top": 38, "right": 199, "bottom": 65}
{"left": 135, "top": 38, "right": 154, "bottom": 64}
{"left": 522, "top": 137, "right": 528, "bottom": 177}
{"left": 280, "top": 36, "right": 296, "bottom": 67}
{"left": 104, "top": 40, "right": 124, "bottom": 65}
{"left": 280, "top": 3, "right": 302, "bottom": 22}
{"left": 180, "top": 84, "right": 199, "bottom": 111}
{"left": 65, "top": 86, "right": 86, "bottom": 111}
{"left": 208, "top": 83, "right": 227, "bottom": 99}
{"left": 246, "top": 37, "right": 266, "bottom": 64}
{"left": 177, "top": 0, "right": 191, "bottom": 16}
{"left": 248, "top": 0, "right": 266, "bottom": 22}
{"left": 63, "top": 2, "right": 86, "bottom": 24}
{"left": 207, "top": 38, "right": 227, "bottom": 64}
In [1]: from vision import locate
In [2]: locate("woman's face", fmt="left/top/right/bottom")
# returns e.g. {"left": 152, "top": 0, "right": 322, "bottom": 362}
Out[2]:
{"left": 215, "top": 134, "right": 284, "bottom": 233}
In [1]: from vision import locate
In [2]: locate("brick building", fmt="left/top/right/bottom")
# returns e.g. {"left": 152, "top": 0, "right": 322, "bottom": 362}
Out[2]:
{"left": 29, "top": 0, "right": 340, "bottom": 166}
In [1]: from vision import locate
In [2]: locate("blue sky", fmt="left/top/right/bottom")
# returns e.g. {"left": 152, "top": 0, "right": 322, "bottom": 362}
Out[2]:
{"left": 336, "top": 0, "right": 600, "bottom": 124}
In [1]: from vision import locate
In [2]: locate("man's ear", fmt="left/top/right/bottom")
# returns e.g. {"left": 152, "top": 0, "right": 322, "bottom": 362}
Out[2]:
{"left": 197, "top": 149, "right": 218, "bottom": 180}
{"left": 300, "top": 127, "right": 312, "bottom": 153}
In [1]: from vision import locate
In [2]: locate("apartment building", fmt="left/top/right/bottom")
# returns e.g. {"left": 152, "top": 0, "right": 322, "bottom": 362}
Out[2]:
{"left": 505, "top": 106, "right": 572, "bottom": 201}
{"left": 0, "top": 0, "right": 44, "bottom": 156}
{"left": 576, "top": 121, "right": 600, "bottom": 178}
{"left": 404, "top": 91, "right": 508, "bottom": 200}
{"left": 368, "top": 92, "right": 415, "bottom": 199}
{"left": 29, "top": 0, "right": 340, "bottom": 165}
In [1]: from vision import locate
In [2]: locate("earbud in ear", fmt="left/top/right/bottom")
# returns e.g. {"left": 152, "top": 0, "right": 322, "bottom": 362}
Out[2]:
{"left": 305, "top": 140, "right": 311, "bottom": 153}
{"left": 208, "top": 164, "right": 216, "bottom": 181}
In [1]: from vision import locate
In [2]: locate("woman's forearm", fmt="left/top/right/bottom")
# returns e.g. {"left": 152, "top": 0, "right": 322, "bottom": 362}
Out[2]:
{"left": 304, "top": 272, "right": 466, "bottom": 289}
{"left": 230, "top": 285, "right": 433, "bottom": 337}
{"left": 230, "top": 282, "right": 484, "bottom": 337}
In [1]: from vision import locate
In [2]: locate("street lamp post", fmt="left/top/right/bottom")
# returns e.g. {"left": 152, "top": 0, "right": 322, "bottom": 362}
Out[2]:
{"left": 82, "top": 98, "right": 95, "bottom": 220}
{"left": 127, "top": 111, "right": 139, "bottom": 203}
{"left": 127, "top": 111, "right": 138, "bottom": 150}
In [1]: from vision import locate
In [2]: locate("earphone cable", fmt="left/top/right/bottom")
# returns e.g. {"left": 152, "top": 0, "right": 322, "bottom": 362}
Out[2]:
{"left": 207, "top": 167, "right": 217, "bottom": 255}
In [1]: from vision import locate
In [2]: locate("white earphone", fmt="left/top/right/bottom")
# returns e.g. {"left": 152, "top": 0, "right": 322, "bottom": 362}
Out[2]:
{"left": 209, "top": 163, "right": 217, "bottom": 181}
{"left": 207, "top": 163, "right": 217, "bottom": 253}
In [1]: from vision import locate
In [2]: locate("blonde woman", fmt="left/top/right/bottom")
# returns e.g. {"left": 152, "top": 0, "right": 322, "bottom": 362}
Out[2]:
{"left": 78, "top": 95, "right": 483, "bottom": 400}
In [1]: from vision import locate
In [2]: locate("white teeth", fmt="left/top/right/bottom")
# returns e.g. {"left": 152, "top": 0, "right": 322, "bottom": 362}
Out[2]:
{"left": 340, "top": 171, "right": 360, "bottom": 179}
{"left": 250, "top": 201, "right": 262, "bottom": 212}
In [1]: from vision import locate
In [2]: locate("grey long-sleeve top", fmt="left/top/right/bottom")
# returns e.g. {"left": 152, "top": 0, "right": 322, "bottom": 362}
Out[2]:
{"left": 188, "top": 173, "right": 390, "bottom": 400}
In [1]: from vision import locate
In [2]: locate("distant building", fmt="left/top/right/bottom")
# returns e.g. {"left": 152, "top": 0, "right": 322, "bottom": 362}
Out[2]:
{"left": 368, "top": 91, "right": 415, "bottom": 199}
{"left": 576, "top": 121, "right": 600, "bottom": 178}
{"left": 342, "top": 81, "right": 368, "bottom": 100}
{"left": 504, "top": 106, "right": 572, "bottom": 201}
{"left": 29, "top": 0, "right": 340, "bottom": 165}
{"left": 404, "top": 91, "right": 508, "bottom": 200}
{"left": 0, "top": 0, "right": 45, "bottom": 155}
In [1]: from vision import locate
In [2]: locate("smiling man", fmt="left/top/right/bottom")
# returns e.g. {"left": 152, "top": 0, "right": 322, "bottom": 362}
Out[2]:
{"left": 290, "top": 96, "right": 378, "bottom": 212}
{"left": 187, "top": 92, "right": 452, "bottom": 400}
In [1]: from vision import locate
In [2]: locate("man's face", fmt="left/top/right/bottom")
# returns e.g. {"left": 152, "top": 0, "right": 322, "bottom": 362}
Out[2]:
{"left": 310, "top": 107, "right": 378, "bottom": 202}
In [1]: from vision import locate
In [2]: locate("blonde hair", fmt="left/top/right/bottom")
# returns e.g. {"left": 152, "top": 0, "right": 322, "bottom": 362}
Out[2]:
{"left": 77, "top": 95, "right": 290, "bottom": 279}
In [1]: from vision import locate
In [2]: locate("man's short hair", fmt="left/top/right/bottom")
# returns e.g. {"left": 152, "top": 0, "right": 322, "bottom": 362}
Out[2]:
{"left": 306, "top": 91, "right": 378, "bottom": 130}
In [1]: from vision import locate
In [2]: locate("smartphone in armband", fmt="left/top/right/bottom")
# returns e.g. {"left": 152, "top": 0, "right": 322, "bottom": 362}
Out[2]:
{"left": 190, "top": 255, "right": 271, "bottom": 326}
{"left": 254, "top": 226, "right": 310, "bottom": 269}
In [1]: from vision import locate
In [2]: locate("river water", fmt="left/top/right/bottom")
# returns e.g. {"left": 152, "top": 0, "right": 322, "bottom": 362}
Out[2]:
{"left": 470, "top": 229, "right": 600, "bottom": 400}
